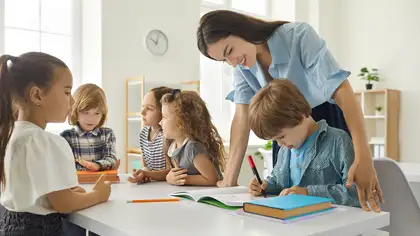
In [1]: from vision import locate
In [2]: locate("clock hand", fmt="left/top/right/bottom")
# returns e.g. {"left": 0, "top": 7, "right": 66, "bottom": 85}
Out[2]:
{"left": 156, "top": 34, "right": 160, "bottom": 44}
{"left": 149, "top": 37, "right": 157, "bottom": 44}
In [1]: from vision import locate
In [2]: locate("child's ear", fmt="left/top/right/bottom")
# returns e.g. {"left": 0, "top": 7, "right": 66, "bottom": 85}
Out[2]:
{"left": 28, "top": 86, "right": 43, "bottom": 106}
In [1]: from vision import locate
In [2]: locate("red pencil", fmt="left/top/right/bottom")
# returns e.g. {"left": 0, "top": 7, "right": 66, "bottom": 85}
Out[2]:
{"left": 248, "top": 155, "right": 267, "bottom": 198}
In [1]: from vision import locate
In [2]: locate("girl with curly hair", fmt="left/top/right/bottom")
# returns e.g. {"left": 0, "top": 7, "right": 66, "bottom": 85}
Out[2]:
{"left": 160, "top": 89, "right": 226, "bottom": 186}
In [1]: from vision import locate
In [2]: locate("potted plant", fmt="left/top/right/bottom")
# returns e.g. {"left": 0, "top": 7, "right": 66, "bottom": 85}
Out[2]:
{"left": 254, "top": 140, "right": 273, "bottom": 174}
{"left": 375, "top": 105, "right": 383, "bottom": 116}
{"left": 358, "top": 67, "right": 379, "bottom": 90}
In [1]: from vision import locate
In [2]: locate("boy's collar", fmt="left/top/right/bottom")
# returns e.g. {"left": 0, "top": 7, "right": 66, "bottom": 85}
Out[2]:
{"left": 75, "top": 124, "right": 100, "bottom": 136}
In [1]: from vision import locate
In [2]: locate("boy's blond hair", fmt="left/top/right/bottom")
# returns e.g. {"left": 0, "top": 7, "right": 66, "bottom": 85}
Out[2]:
{"left": 249, "top": 80, "right": 311, "bottom": 140}
{"left": 69, "top": 83, "right": 108, "bottom": 127}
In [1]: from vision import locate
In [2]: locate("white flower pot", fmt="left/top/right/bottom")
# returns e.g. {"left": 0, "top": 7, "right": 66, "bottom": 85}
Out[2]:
{"left": 375, "top": 110, "right": 383, "bottom": 116}
{"left": 258, "top": 148, "right": 273, "bottom": 177}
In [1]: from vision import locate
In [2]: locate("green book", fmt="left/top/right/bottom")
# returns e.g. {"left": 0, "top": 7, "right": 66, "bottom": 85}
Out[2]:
{"left": 170, "top": 186, "right": 261, "bottom": 210}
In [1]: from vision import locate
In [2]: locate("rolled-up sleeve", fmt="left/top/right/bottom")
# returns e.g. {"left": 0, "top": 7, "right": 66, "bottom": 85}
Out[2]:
{"left": 225, "top": 68, "right": 255, "bottom": 104}
{"left": 296, "top": 22, "right": 350, "bottom": 102}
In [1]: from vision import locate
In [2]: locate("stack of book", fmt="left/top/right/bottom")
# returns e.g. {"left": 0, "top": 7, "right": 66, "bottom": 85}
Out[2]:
{"left": 77, "top": 170, "right": 120, "bottom": 184}
{"left": 243, "top": 194, "right": 333, "bottom": 220}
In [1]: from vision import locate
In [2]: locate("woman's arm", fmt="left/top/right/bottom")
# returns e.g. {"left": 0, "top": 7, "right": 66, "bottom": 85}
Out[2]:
{"left": 218, "top": 104, "right": 251, "bottom": 187}
{"left": 185, "top": 154, "right": 220, "bottom": 186}
{"left": 333, "top": 80, "right": 382, "bottom": 212}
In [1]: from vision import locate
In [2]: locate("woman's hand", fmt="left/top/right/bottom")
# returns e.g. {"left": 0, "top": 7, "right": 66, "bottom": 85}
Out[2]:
{"left": 333, "top": 80, "right": 384, "bottom": 212}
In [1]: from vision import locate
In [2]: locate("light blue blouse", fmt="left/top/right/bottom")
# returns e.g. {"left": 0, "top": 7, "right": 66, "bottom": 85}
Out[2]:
{"left": 226, "top": 22, "right": 350, "bottom": 108}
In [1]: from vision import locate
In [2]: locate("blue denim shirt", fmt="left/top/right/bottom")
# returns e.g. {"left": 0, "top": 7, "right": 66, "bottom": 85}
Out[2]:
{"left": 266, "top": 120, "right": 360, "bottom": 207}
{"left": 226, "top": 22, "right": 350, "bottom": 108}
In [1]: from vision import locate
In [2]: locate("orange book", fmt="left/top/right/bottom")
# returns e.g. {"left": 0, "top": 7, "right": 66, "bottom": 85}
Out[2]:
{"left": 77, "top": 170, "right": 120, "bottom": 184}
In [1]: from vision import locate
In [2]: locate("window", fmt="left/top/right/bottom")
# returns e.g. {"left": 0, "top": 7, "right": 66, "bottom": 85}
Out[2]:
{"left": 200, "top": 0, "right": 276, "bottom": 145}
{"left": 5, "top": 0, "right": 78, "bottom": 77}
{"left": 4, "top": 0, "right": 81, "bottom": 134}
{"left": 232, "top": 0, "right": 268, "bottom": 16}
{"left": 200, "top": 1, "right": 295, "bottom": 145}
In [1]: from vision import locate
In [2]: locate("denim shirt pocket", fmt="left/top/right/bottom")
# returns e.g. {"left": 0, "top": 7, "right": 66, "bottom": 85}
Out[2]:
{"left": 308, "top": 158, "right": 333, "bottom": 184}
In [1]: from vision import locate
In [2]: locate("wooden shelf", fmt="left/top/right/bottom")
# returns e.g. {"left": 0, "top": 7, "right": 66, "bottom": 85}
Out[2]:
{"left": 354, "top": 89, "right": 400, "bottom": 161}
{"left": 125, "top": 76, "right": 145, "bottom": 172}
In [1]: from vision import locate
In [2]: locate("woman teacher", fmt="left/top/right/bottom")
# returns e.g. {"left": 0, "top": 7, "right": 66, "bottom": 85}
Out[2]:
{"left": 197, "top": 10, "right": 383, "bottom": 212}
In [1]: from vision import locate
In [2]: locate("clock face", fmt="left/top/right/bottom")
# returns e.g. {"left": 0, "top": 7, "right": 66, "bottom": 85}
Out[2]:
{"left": 145, "top": 30, "right": 168, "bottom": 56}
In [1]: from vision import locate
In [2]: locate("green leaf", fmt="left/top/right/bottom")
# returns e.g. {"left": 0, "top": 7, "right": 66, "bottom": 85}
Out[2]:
{"left": 372, "top": 68, "right": 378, "bottom": 71}
{"left": 360, "top": 67, "right": 368, "bottom": 73}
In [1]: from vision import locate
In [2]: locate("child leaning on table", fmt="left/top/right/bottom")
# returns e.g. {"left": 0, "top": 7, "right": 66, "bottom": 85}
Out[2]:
{"left": 128, "top": 86, "right": 174, "bottom": 184}
{"left": 248, "top": 80, "right": 361, "bottom": 208}
{"left": 61, "top": 83, "right": 119, "bottom": 172}
{"left": 0, "top": 52, "right": 111, "bottom": 235}
{"left": 161, "top": 89, "right": 226, "bottom": 186}
{"left": 130, "top": 89, "right": 226, "bottom": 186}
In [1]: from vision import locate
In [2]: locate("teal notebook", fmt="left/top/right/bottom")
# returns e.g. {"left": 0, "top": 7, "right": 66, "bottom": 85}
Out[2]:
{"left": 243, "top": 194, "right": 333, "bottom": 219}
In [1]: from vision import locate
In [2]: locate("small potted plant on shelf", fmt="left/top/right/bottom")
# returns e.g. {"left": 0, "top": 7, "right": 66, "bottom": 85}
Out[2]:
{"left": 254, "top": 140, "right": 273, "bottom": 173}
{"left": 358, "top": 67, "right": 379, "bottom": 90}
{"left": 375, "top": 105, "right": 383, "bottom": 116}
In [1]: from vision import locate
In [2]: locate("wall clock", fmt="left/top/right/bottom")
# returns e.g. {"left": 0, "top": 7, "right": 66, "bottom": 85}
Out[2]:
{"left": 145, "top": 29, "right": 168, "bottom": 56}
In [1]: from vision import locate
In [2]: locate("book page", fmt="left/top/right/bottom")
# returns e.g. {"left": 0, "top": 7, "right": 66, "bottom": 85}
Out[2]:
{"left": 171, "top": 186, "right": 248, "bottom": 201}
{"left": 204, "top": 193, "right": 262, "bottom": 207}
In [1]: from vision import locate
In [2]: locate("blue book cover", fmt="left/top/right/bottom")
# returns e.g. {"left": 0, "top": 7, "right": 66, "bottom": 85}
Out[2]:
{"left": 246, "top": 194, "right": 333, "bottom": 210}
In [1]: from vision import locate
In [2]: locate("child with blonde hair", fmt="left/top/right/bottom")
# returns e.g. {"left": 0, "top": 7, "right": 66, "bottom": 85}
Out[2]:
{"left": 0, "top": 52, "right": 111, "bottom": 235}
{"left": 128, "top": 86, "right": 173, "bottom": 184}
{"left": 61, "top": 83, "right": 118, "bottom": 171}
{"left": 161, "top": 89, "right": 225, "bottom": 186}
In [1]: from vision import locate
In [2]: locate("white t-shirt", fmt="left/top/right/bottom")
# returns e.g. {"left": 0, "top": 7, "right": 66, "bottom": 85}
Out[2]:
{"left": 0, "top": 121, "right": 79, "bottom": 215}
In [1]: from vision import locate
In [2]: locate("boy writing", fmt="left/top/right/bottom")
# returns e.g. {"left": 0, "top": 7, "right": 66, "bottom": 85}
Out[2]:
{"left": 248, "top": 80, "right": 360, "bottom": 207}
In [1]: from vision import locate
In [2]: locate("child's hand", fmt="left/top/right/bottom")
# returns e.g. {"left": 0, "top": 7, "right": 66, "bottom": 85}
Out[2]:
{"left": 279, "top": 186, "right": 308, "bottom": 196}
{"left": 71, "top": 186, "right": 86, "bottom": 193}
{"left": 92, "top": 174, "right": 111, "bottom": 203}
{"left": 112, "top": 159, "right": 120, "bottom": 170}
{"left": 128, "top": 169, "right": 151, "bottom": 184}
{"left": 76, "top": 159, "right": 100, "bottom": 171}
{"left": 166, "top": 168, "right": 188, "bottom": 185}
{"left": 248, "top": 177, "right": 267, "bottom": 196}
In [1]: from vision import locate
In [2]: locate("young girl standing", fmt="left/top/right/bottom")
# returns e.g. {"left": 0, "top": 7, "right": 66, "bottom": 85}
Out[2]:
{"left": 161, "top": 90, "right": 226, "bottom": 186}
{"left": 61, "top": 83, "right": 118, "bottom": 171}
{"left": 128, "top": 86, "right": 173, "bottom": 184}
{"left": 0, "top": 52, "right": 111, "bottom": 235}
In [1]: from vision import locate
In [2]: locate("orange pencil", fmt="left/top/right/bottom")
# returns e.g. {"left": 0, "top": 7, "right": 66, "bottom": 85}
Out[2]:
{"left": 126, "top": 198, "right": 180, "bottom": 203}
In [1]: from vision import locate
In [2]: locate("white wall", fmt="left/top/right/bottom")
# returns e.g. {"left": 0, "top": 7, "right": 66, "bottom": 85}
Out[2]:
{"left": 334, "top": 0, "right": 420, "bottom": 162}
{"left": 82, "top": 0, "right": 200, "bottom": 169}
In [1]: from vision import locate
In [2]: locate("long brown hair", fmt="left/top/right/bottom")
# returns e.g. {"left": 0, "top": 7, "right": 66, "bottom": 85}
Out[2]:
{"left": 69, "top": 83, "right": 108, "bottom": 127}
{"left": 197, "top": 10, "right": 289, "bottom": 60}
{"left": 161, "top": 90, "right": 226, "bottom": 171}
{"left": 0, "top": 52, "right": 67, "bottom": 187}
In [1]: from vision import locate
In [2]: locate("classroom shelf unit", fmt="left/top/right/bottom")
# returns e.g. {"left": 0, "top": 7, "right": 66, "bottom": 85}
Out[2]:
{"left": 125, "top": 76, "right": 145, "bottom": 173}
{"left": 354, "top": 89, "right": 400, "bottom": 161}
{"left": 181, "top": 80, "right": 200, "bottom": 94}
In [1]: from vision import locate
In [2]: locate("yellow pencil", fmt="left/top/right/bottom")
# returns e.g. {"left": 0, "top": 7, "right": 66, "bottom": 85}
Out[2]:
{"left": 126, "top": 198, "right": 180, "bottom": 203}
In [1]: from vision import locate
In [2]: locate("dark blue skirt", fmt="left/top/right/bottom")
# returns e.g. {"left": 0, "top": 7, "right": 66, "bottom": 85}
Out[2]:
{"left": 272, "top": 102, "right": 350, "bottom": 166}
{"left": 0, "top": 210, "right": 64, "bottom": 236}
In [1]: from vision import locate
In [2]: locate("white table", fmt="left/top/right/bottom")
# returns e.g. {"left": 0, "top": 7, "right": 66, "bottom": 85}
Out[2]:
{"left": 69, "top": 181, "right": 389, "bottom": 236}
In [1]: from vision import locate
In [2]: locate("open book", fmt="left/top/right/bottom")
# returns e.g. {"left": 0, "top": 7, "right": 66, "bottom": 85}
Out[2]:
{"left": 170, "top": 186, "right": 261, "bottom": 210}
